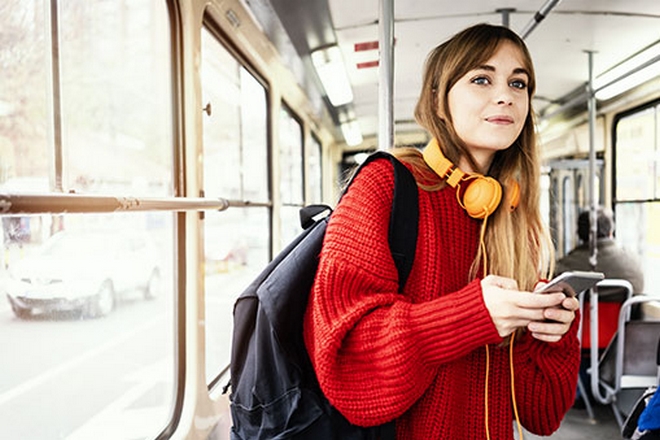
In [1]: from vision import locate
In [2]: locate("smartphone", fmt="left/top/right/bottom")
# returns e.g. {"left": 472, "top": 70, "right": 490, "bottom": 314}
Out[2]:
{"left": 535, "top": 270, "right": 605, "bottom": 297}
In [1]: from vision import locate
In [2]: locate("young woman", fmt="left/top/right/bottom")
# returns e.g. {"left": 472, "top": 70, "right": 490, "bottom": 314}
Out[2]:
{"left": 303, "top": 23, "right": 581, "bottom": 439}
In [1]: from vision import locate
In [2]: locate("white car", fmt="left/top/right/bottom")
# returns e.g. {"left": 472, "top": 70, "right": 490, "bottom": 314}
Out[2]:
{"left": 4, "top": 229, "right": 162, "bottom": 318}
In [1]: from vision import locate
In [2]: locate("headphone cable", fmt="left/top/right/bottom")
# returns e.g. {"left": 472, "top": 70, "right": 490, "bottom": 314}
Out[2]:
{"left": 484, "top": 333, "right": 524, "bottom": 440}
{"left": 510, "top": 331, "right": 523, "bottom": 439}
{"left": 481, "top": 215, "right": 523, "bottom": 439}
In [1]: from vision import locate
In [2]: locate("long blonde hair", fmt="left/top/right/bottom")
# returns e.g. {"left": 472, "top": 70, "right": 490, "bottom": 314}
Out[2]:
{"left": 393, "top": 23, "right": 554, "bottom": 290}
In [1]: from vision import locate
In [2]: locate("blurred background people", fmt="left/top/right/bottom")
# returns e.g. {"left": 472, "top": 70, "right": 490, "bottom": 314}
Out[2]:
{"left": 556, "top": 207, "right": 644, "bottom": 293}
{"left": 555, "top": 206, "right": 645, "bottom": 407}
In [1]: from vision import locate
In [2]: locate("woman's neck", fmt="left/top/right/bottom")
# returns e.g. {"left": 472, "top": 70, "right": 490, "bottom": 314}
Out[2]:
{"left": 458, "top": 151, "right": 494, "bottom": 174}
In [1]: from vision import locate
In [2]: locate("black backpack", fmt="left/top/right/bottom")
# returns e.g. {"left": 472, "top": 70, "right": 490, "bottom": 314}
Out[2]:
{"left": 225, "top": 151, "right": 419, "bottom": 439}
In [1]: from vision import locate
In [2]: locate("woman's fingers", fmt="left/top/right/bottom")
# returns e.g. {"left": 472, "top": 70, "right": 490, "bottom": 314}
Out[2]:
{"left": 527, "top": 300, "right": 577, "bottom": 342}
{"left": 481, "top": 275, "right": 578, "bottom": 340}
{"left": 516, "top": 291, "right": 567, "bottom": 309}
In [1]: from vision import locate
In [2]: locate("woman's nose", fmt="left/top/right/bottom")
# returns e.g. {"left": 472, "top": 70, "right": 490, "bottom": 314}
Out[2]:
{"left": 495, "top": 84, "right": 514, "bottom": 105}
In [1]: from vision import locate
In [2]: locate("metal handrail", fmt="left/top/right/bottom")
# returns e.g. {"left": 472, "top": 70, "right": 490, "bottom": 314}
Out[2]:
{"left": 0, "top": 193, "right": 269, "bottom": 215}
{"left": 589, "top": 279, "right": 633, "bottom": 406}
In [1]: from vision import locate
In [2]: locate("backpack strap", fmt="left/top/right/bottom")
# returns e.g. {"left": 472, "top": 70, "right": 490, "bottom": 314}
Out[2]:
{"left": 344, "top": 151, "right": 419, "bottom": 293}
{"left": 300, "top": 204, "right": 332, "bottom": 229}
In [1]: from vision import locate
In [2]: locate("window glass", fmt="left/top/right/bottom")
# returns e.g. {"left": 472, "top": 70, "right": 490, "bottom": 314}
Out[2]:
{"left": 614, "top": 202, "right": 660, "bottom": 293}
{"left": 279, "top": 106, "right": 304, "bottom": 206}
{"left": 0, "top": 2, "right": 51, "bottom": 190}
{"left": 0, "top": 2, "right": 176, "bottom": 439}
{"left": 539, "top": 171, "right": 550, "bottom": 235}
{"left": 0, "top": 212, "right": 175, "bottom": 440}
{"left": 562, "top": 176, "right": 574, "bottom": 256}
{"left": 615, "top": 107, "right": 655, "bottom": 201}
{"left": 201, "top": 27, "right": 270, "bottom": 386}
{"left": 203, "top": 208, "right": 269, "bottom": 386}
{"left": 614, "top": 103, "right": 660, "bottom": 298}
{"left": 278, "top": 106, "right": 304, "bottom": 247}
{"left": 280, "top": 205, "right": 303, "bottom": 250}
{"left": 0, "top": 1, "right": 173, "bottom": 196}
{"left": 307, "top": 134, "right": 322, "bottom": 204}
{"left": 656, "top": 103, "right": 660, "bottom": 200}
{"left": 58, "top": 1, "right": 173, "bottom": 195}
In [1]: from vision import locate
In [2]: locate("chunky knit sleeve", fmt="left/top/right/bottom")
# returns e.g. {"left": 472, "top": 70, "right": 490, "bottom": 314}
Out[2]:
{"left": 303, "top": 158, "right": 502, "bottom": 427}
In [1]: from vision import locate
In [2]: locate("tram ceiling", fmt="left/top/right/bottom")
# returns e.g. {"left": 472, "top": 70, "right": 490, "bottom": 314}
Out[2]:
{"left": 264, "top": 0, "right": 660, "bottom": 142}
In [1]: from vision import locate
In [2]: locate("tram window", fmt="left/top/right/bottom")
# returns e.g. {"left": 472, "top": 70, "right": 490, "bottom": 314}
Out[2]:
{"left": 562, "top": 176, "right": 575, "bottom": 256}
{"left": 0, "top": 2, "right": 50, "bottom": 187}
{"left": 201, "top": 29, "right": 269, "bottom": 201}
{"left": 201, "top": 26, "right": 270, "bottom": 386}
{"left": 1, "top": 2, "right": 177, "bottom": 440}
{"left": 615, "top": 107, "right": 655, "bottom": 201}
{"left": 1, "top": 213, "right": 176, "bottom": 440}
{"left": 614, "top": 104, "right": 660, "bottom": 295}
{"left": 59, "top": 1, "right": 173, "bottom": 196}
{"left": 539, "top": 171, "right": 551, "bottom": 230}
{"left": 279, "top": 105, "right": 305, "bottom": 248}
{"left": 203, "top": 209, "right": 270, "bottom": 387}
{"left": 616, "top": 202, "right": 660, "bottom": 293}
{"left": 1, "top": 1, "right": 174, "bottom": 196}
{"left": 307, "top": 133, "right": 323, "bottom": 204}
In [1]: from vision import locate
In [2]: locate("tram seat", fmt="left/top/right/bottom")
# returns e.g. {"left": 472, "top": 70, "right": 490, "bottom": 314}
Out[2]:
{"left": 576, "top": 279, "right": 634, "bottom": 421}
{"left": 588, "top": 292, "right": 660, "bottom": 427}
{"left": 582, "top": 279, "right": 633, "bottom": 350}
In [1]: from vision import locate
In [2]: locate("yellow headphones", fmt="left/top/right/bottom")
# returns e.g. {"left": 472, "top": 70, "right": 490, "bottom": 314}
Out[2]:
{"left": 422, "top": 139, "right": 519, "bottom": 219}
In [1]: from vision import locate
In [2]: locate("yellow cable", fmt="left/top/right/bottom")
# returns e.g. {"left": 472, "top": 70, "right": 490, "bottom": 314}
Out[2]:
{"left": 483, "top": 216, "right": 491, "bottom": 440}
{"left": 479, "top": 215, "right": 489, "bottom": 276}
{"left": 481, "top": 215, "right": 523, "bottom": 439}
{"left": 510, "top": 332, "right": 524, "bottom": 439}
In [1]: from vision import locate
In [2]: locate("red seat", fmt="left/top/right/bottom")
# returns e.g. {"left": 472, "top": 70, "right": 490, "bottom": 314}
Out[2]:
{"left": 582, "top": 302, "right": 622, "bottom": 349}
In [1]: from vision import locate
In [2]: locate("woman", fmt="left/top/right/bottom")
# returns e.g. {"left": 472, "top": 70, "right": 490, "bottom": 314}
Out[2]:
{"left": 303, "top": 23, "right": 581, "bottom": 439}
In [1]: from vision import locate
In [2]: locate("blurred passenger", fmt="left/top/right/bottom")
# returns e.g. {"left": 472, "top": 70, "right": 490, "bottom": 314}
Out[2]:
{"left": 556, "top": 207, "right": 644, "bottom": 348}
{"left": 556, "top": 207, "right": 644, "bottom": 294}
{"left": 555, "top": 206, "right": 644, "bottom": 407}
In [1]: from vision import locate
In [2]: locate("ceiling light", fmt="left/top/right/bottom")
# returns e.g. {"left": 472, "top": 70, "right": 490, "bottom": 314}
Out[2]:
{"left": 594, "top": 42, "right": 660, "bottom": 101}
{"left": 340, "top": 120, "right": 363, "bottom": 146}
{"left": 311, "top": 45, "right": 354, "bottom": 107}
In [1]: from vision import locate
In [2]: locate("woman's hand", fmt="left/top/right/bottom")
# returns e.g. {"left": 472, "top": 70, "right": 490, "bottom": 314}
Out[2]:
{"left": 526, "top": 290, "right": 579, "bottom": 343}
{"left": 481, "top": 275, "right": 574, "bottom": 341}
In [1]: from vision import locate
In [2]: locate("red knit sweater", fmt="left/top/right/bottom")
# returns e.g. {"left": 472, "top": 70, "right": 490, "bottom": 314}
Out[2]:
{"left": 303, "top": 157, "right": 581, "bottom": 439}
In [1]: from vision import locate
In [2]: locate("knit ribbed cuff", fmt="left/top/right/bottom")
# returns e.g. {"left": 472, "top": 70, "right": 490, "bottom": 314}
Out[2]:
{"left": 408, "top": 279, "right": 502, "bottom": 366}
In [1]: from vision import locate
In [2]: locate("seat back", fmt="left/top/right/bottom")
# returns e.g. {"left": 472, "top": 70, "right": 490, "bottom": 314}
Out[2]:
{"left": 610, "top": 296, "right": 660, "bottom": 390}
{"left": 577, "top": 279, "right": 633, "bottom": 371}
{"left": 600, "top": 320, "right": 660, "bottom": 387}
{"left": 593, "top": 294, "right": 660, "bottom": 419}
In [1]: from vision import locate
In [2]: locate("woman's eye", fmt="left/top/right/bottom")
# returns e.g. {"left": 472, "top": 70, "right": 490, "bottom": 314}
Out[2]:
{"left": 471, "top": 76, "right": 490, "bottom": 85}
{"left": 510, "top": 79, "right": 527, "bottom": 89}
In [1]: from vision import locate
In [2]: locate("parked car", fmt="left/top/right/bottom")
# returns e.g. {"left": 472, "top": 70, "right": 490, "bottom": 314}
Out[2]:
{"left": 204, "top": 226, "right": 249, "bottom": 274}
{"left": 4, "top": 229, "right": 162, "bottom": 318}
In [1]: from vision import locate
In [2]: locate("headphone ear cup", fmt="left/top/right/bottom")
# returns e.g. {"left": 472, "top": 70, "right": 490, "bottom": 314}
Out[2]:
{"left": 461, "top": 176, "right": 502, "bottom": 219}
{"left": 507, "top": 180, "right": 521, "bottom": 212}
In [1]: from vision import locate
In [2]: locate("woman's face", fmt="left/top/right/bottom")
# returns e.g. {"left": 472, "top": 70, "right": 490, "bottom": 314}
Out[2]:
{"left": 445, "top": 40, "right": 530, "bottom": 172}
